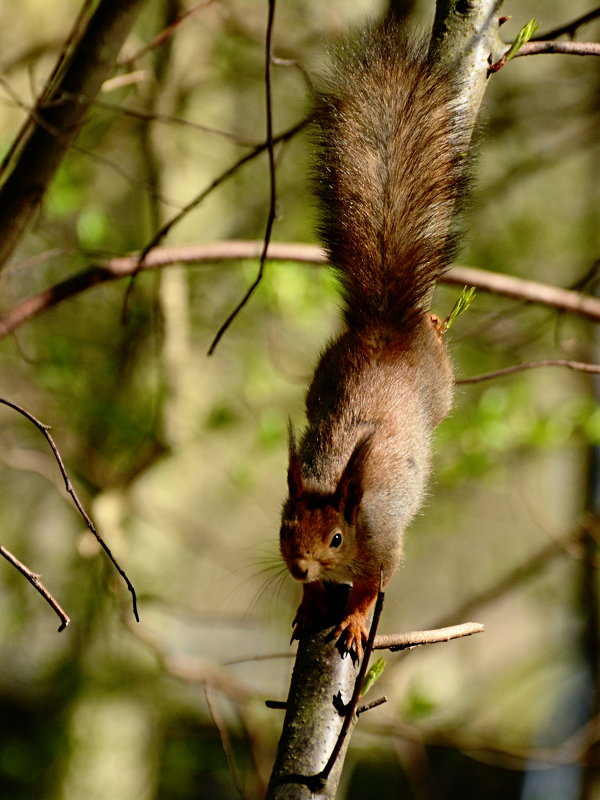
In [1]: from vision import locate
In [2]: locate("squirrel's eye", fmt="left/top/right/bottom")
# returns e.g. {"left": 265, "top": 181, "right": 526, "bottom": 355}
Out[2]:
{"left": 330, "top": 531, "right": 342, "bottom": 548}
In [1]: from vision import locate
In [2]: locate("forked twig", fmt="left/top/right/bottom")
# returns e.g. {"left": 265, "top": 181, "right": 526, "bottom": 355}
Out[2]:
{"left": 0, "top": 398, "right": 139, "bottom": 621}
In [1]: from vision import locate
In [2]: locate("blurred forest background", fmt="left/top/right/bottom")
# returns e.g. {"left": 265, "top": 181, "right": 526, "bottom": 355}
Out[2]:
{"left": 0, "top": 0, "right": 598, "bottom": 798}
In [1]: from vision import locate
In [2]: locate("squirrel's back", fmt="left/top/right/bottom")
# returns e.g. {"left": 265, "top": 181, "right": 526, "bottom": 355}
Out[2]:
{"left": 314, "top": 22, "right": 470, "bottom": 330}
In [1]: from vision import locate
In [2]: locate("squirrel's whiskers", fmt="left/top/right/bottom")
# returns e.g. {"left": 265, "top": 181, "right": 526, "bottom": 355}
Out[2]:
{"left": 228, "top": 547, "right": 291, "bottom": 623}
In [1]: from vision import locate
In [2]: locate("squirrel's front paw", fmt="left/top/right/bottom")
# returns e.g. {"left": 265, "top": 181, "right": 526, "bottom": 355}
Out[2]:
{"left": 334, "top": 612, "right": 369, "bottom": 661}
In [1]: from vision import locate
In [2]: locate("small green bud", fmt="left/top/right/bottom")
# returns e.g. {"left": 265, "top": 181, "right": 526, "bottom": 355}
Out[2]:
{"left": 443, "top": 286, "right": 476, "bottom": 332}
{"left": 505, "top": 19, "right": 540, "bottom": 62}
{"left": 361, "top": 657, "right": 386, "bottom": 696}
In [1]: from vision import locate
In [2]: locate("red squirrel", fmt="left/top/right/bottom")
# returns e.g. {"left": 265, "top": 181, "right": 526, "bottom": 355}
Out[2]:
{"left": 280, "top": 21, "right": 470, "bottom": 658}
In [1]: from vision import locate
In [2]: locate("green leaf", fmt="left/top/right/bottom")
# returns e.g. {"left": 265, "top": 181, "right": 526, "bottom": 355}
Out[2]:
{"left": 505, "top": 19, "right": 540, "bottom": 62}
{"left": 361, "top": 657, "right": 386, "bottom": 696}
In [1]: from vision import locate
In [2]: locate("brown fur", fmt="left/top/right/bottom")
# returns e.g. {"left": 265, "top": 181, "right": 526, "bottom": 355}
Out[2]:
{"left": 280, "top": 21, "right": 470, "bottom": 659}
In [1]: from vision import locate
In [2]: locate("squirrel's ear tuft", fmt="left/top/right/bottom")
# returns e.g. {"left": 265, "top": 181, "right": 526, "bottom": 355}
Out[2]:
{"left": 334, "top": 432, "right": 373, "bottom": 522}
{"left": 287, "top": 421, "right": 303, "bottom": 499}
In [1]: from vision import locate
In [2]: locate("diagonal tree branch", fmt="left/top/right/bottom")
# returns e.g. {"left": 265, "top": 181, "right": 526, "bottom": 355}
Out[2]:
{"left": 0, "top": 0, "right": 149, "bottom": 271}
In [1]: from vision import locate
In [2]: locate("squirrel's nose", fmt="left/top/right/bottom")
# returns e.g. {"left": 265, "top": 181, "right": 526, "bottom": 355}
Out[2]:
{"left": 291, "top": 560, "right": 309, "bottom": 581}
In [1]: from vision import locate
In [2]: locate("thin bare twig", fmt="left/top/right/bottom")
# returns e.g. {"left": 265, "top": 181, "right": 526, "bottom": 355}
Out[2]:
{"left": 121, "top": 1, "right": 214, "bottom": 65}
{"left": 0, "top": 543, "right": 70, "bottom": 631}
{"left": 356, "top": 696, "right": 388, "bottom": 716}
{"left": 443, "top": 263, "right": 600, "bottom": 321}
{"left": 456, "top": 359, "right": 600, "bottom": 384}
{"left": 373, "top": 622, "right": 485, "bottom": 652}
{"left": 204, "top": 686, "right": 249, "bottom": 800}
{"left": 95, "top": 99, "right": 262, "bottom": 145}
{"left": 0, "top": 398, "right": 139, "bottom": 621}
{"left": 265, "top": 699, "right": 288, "bottom": 710}
{"left": 206, "top": 0, "right": 279, "bottom": 355}
{"left": 532, "top": 8, "right": 600, "bottom": 41}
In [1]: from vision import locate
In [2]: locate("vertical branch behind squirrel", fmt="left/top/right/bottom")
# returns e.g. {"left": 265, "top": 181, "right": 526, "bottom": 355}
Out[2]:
{"left": 280, "top": 22, "right": 471, "bottom": 659}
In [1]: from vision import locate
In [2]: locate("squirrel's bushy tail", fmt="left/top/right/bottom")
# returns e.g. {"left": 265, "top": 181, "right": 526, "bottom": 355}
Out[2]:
{"left": 314, "top": 22, "right": 471, "bottom": 331}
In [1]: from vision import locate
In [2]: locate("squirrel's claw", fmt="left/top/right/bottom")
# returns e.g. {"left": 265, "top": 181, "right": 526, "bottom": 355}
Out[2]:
{"left": 334, "top": 613, "right": 369, "bottom": 661}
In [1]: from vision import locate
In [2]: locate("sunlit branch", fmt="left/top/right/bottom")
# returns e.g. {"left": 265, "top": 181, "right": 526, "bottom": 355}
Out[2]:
{"left": 515, "top": 40, "right": 600, "bottom": 57}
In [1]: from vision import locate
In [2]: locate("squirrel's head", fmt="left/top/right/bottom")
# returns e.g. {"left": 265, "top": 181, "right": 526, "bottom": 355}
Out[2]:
{"left": 280, "top": 428, "right": 372, "bottom": 584}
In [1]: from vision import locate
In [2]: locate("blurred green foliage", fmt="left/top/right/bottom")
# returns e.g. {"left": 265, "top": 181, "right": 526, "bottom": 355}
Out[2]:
{"left": 0, "top": 1, "right": 598, "bottom": 798}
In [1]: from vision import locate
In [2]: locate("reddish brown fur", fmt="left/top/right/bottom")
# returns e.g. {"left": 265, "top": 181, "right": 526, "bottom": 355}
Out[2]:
{"left": 280, "top": 21, "right": 470, "bottom": 659}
